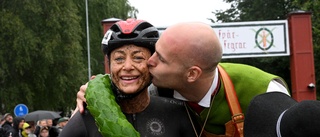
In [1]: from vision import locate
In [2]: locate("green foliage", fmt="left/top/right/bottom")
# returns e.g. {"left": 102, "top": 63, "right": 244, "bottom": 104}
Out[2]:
{"left": 86, "top": 74, "right": 140, "bottom": 137}
{"left": 213, "top": 0, "right": 320, "bottom": 98}
{"left": 214, "top": 0, "right": 298, "bottom": 22}
{"left": 0, "top": 0, "right": 134, "bottom": 115}
{"left": 237, "top": 0, "right": 297, "bottom": 21}
{"left": 211, "top": 1, "right": 241, "bottom": 23}
{"left": 0, "top": 11, "right": 38, "bottom": 113}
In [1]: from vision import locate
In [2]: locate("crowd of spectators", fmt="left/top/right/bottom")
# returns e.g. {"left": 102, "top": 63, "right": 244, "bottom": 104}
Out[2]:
{"left": 0, "top": 113, "right": 69, "bottom": 137}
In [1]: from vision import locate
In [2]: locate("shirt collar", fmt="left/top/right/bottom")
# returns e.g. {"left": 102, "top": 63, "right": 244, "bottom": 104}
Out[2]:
{"left": 173, "top": 68, "right": 219, "bottom": 108}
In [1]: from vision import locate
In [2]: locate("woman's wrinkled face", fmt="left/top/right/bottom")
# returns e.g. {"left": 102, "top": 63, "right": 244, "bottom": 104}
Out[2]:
{"left": 110, "top": 45, "right": 152, "bottom": 94}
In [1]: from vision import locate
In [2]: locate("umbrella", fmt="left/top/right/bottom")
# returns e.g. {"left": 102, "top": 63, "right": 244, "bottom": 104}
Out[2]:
{"left": 24, "top": 110, "right": 61, "bottom": 122}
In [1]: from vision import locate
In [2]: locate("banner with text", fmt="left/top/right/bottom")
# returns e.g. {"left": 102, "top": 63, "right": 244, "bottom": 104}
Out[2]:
{"left": 158, "top": 20, "right": 290, "bottom": 59}
{"left": 212, "top": 20, "right": 290, "bottom": 58}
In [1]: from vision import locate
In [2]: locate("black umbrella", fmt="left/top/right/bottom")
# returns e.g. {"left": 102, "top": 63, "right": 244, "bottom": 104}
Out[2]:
{"left": 24, "top": 110, "right": 61, "bottom": 122}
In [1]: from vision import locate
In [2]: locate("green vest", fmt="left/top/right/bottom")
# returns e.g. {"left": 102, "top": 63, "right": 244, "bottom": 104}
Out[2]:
{"left": 195, "top": 63, "right": 288, "bottom": 134}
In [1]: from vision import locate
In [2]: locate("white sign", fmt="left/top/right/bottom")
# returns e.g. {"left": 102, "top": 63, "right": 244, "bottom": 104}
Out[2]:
{"left": 212, "top": 20, "right": 290, "bottom": 58}
{"left": 157, "top": 20, "right": 290, "bottom": 59}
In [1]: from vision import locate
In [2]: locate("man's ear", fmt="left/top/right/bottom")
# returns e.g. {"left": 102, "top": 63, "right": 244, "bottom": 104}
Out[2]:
{"left": 187, "top": 66, "right": 202, "bottom": 82}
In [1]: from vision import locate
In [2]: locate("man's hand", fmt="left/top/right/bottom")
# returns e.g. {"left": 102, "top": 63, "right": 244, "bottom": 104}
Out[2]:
{"left": 72, "top": 76, "right": 96, "bottom": 116}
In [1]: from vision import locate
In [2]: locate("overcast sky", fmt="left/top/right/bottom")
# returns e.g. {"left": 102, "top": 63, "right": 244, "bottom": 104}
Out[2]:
{"left": 128, "top": 0, "right": 231, "bottom": 27}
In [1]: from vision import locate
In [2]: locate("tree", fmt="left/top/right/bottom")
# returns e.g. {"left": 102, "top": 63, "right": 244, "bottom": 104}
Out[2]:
{"left": 214, "top": 0, "right": 298, "bottom": 23}
{"left": 0, "top": 0, "right": 135, "bottom": 115}
{"left": 0, "top": 0, "right": 86, "bottom": 114}
{"left": 210, "top": 1, "right": 241, "bottom": 23}
{"left": 212, "top": 0, "right": 319, "bottom": 98}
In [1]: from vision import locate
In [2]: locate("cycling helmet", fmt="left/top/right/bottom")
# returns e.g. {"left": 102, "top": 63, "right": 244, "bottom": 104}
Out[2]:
{"left": 101, "top": 18, "right": 159, "bottom": 57}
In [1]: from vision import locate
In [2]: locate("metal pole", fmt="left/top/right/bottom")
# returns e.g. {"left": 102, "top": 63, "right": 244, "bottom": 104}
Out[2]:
{"left": 85, "top": 0, "right": 91, "bottom": 80}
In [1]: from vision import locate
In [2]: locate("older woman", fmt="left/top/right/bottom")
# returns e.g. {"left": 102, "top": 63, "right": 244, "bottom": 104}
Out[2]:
{"left": 59, "top": 19, "right": 198, "bottom": 137}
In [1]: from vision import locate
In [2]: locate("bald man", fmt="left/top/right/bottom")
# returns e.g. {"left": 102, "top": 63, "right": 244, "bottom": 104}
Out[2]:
{"left": 148, "top": 22, "right": 290, "bottom": 136}
{"left": 148, "top": 22, "right": 222, "bottom": 103}
{"left": 76, "top": 22, "right": 290, "bottom": 137}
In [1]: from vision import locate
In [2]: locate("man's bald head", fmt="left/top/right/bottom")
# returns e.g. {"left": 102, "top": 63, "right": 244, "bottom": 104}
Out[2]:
{"left": 161, "top": 22, "right": 222, "bottom": 72}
